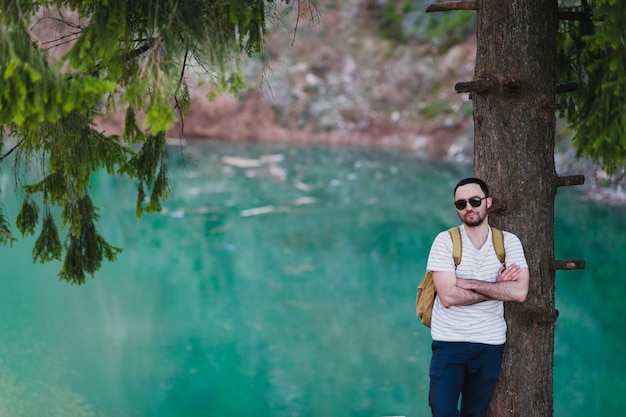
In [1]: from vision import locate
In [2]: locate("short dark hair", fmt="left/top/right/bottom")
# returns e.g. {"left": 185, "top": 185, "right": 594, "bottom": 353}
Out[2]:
{"left": 454, "top": 177, "right": 489, "bottom": 197}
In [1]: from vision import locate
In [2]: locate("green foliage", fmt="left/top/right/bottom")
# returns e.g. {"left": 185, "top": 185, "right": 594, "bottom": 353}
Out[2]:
{"left": 0, "top": 26, "right": 116, "bottom": 127}
{"left": 557, "top": 0, "right": 626, "bottom": 176}
{"left": 16, "top": 197, "right": 39, "bottom": 236}
{"left": 0, "top": 0, "right": 310, "bottom": 283}
{"left": 374, "top": 0, "right": 476, "bottom": 48}
{"left": 59, "top": 196, "right": 123, "bottom": 284}
{"left": 0, "top": 206, "right": 16, "bottom": 246}
{"left": 32, "top": 210, "right": 63, "bottom": 264}
{"left": 125, "top": 131, "right": 169, "bottom": 217}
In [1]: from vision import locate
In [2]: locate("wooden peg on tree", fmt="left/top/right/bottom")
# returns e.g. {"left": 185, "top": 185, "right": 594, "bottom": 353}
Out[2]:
{"left": 553, "top": 260, "right": 586, "bottom": 270}
{"left": 556, "top": 175, "right": 585, "bottom": 187}
{"left": 426, "top": 0, "right": 476, "bottom": 12}
{"left": 455, "top": 78, "right": 492, "bottom": 94}
{"left": 557, "top": 10, "right": 591, "bottom": 21}
{"left": 556, "top": 81, "right": 578, "bottom": 94}
{"left": 531, "top": 310, "right": 559, "bottom": 325}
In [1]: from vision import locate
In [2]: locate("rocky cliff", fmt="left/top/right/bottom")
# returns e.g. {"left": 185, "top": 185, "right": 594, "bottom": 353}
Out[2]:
{"left": 97, "top": 3, "right": 477, "bottom": 162}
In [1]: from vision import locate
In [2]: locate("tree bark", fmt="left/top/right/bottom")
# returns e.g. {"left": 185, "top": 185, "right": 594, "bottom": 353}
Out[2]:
{"left": 472, "top": 1, "right": 559, "bottom": 416}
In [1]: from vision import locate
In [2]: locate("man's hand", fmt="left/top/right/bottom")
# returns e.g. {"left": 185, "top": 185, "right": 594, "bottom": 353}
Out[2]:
{"left": 496, "top": 264, "right": 521, "bottom": 282}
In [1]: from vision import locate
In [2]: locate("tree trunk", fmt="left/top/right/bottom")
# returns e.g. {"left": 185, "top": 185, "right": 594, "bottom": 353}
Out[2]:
{"left": 472, "top": 1, "right": 559, "bottom": 416}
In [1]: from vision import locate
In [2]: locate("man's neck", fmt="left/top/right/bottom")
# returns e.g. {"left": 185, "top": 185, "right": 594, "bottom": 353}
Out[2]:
{"left": 463, "top": 222, "right": 490, "bottom": 249}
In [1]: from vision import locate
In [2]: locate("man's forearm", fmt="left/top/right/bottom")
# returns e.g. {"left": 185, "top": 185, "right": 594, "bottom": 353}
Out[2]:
{"left": 457, "top": 278, "right": 527, "bottom": 303}
{"left": 439, "top": 286, "right": 491, "bottom": 307}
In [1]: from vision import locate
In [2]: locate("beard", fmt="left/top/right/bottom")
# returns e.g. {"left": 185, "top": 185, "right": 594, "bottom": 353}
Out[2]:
{"left": 461, "top": 211, "right": 486, "bottom": 227}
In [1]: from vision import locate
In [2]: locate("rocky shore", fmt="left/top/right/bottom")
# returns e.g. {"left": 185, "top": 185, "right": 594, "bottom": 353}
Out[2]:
{"left": 95, "top": 3, "right": 623, "bottom": 204}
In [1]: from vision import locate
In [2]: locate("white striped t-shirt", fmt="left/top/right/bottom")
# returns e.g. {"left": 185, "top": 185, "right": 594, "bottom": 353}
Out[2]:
{"left": 425, "top": 225, "right": 528, "bottom": 345}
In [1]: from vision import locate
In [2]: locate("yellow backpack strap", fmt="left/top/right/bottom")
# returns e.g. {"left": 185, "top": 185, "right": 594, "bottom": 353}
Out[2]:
{"left": 491, "top": 227, "right": 506, "bottom": 266}
{"left": 448, "top": 227, "right": 462, "bottom": 267}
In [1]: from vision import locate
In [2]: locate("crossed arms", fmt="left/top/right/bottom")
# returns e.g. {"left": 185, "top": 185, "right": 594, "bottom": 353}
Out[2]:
{"left": 432, "top": 264, "right": 529, "bottom": 308}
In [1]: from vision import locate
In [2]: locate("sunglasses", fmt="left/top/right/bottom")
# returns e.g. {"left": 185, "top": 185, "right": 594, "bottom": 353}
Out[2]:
{"left": 454, "top": 196, "right": 487, "bottom": 210}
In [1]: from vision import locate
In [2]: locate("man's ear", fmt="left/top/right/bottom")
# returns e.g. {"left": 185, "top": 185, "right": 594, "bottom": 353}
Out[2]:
{"left": 486, "top": 197, "right": 493, "bottom": 209}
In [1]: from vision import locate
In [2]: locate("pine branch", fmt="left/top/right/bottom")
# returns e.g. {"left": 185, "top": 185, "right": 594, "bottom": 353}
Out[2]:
{"left": 0, "top": 139, "right": 24, "bottom": 164}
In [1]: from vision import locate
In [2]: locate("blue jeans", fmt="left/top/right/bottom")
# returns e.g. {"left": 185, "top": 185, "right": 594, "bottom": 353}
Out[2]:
{"left": 429, "top": 341, "right": 505, "bottom": 417}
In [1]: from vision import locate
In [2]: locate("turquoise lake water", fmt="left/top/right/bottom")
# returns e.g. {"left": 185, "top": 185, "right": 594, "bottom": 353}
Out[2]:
{"left": 1, "top": 142, "right": 624, "bottom": 416}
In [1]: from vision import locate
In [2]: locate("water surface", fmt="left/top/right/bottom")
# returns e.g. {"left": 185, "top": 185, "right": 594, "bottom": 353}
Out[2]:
{"left": 1, "top": 142, "right": 624, "bottom": 416}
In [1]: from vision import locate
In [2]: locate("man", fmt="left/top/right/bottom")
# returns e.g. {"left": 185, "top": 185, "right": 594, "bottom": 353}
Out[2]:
{"left": 426, "top": 177, "right": 529, "bottom": 417}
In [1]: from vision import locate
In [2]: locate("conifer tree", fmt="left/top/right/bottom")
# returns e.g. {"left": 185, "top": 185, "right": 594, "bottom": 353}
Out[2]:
{"left": 0, "top": 0, "right": 316, "bottom": 284}
{"left": 469, "top": 0, "right": 625, "bottom": 416}
{"left": 557, "top": 0, "right": 626, "bottom": 177}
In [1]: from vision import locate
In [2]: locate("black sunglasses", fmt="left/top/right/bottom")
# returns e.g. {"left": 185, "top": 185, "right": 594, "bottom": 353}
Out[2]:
{"left": 454, "top": 196, "right": 487, "bottom": 210}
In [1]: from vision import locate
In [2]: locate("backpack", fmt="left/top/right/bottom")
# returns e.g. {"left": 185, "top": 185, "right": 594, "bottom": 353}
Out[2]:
{"left": 416, "top": 226, "right": 506, "bottom": 328}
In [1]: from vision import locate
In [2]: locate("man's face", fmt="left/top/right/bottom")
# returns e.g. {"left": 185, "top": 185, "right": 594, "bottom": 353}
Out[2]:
{"left": 454, "top": 183, "right": 492, "bottom": 227}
